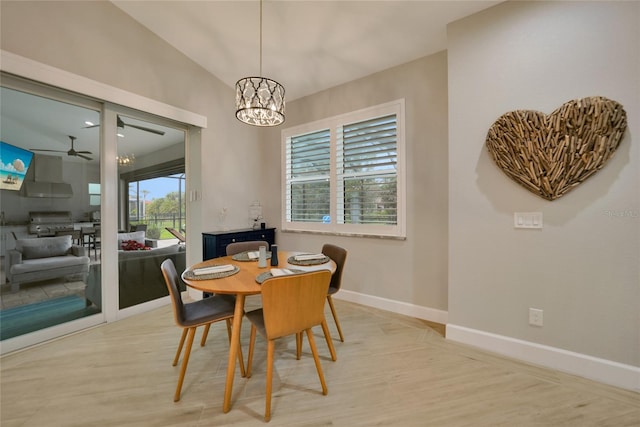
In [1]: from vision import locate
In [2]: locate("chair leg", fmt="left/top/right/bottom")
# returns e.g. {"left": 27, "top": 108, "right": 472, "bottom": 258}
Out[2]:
{"left": 200, "top": 324, "right": 211, "bottom": 346}
{"left": 225, "top": 317, "right": 232, "bottom": 340}
{"left": 224, "top": 318, "right": 246, "bottom": 377}
{"left": 173, "top": 328, "right": 188, "bottom": 366}
{"left": 327, "top": 295, "right": 344, "bottom": 342}
{"left": 246, "top": 325, "right": 257, "bottom": 378}
{"left": 320, "top": 319, "right": 337, "bottom": 361}
{"left": 174, "top": 327, "right": 196, "bottom": 402}
{"left": 306, "top": 328, "right": 328, "bottom": 395}
{"left": 265, "top": 339, "right": 275, "bottom": 422}
{"left": 296, "top": 332, "right": 303, "bottom": 360}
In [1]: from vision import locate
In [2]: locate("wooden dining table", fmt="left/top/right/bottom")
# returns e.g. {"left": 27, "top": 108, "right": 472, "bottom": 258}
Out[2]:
{"left": 181, "top": 250, "right": 336, "bottom": 413}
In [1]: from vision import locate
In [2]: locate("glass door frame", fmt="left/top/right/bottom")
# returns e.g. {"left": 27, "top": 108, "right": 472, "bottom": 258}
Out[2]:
{"left": 0, "top": 75, "right": 107, "bottom": 353}
{"left": 0, "top": 52, "right": 204, "bottom": 354}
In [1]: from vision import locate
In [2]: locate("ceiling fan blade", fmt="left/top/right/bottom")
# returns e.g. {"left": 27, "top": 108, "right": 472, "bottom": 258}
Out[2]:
{"left": 76, "top": 154, "right": 93, "bottom": 161}
{"left": 30, "top": 149, "right": 67, "bottom": 153}
{"left": 123, "top": 122, "right": 166, "bottom": 135}
{"left": 83, "top": 124, "right": 100, "bottom": 129}
{"left": 76, "top": 150, "right": 93, "bottom": 154}
{"left": 86, "top": 117, "right": 165, "bottom": 135}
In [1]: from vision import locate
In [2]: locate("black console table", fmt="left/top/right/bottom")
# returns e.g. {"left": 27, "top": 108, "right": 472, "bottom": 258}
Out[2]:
{"left": 202, "top": 227, "right": 276, "bottom": 260}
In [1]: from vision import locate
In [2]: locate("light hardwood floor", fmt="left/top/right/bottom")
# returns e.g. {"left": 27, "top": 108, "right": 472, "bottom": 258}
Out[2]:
{"left": 1, "top": 297, "right": 638, "bottom": 426}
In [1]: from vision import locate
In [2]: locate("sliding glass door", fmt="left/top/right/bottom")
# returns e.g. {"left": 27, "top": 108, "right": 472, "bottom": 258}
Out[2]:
{"left": 0, "top": 82, "right": 104, "bottom": 347}
{"left": 111, "top": 113, "right": 186, "bottom": 311}
{"left": 0, "top": 76, "right": 188, "bottom": 352}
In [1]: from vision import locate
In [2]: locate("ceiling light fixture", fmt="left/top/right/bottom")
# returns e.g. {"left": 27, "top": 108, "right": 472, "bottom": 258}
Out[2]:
{"left": 117, "top": 154, "right": 135, "bottom": 167}
{"left": 235, "top": 0, "right": 285, "bottom": 127}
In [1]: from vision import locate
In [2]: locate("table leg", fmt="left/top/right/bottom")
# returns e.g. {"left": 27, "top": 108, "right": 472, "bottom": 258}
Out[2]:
{"left": 223, "top": 294, "right": 245, "bottom": 413}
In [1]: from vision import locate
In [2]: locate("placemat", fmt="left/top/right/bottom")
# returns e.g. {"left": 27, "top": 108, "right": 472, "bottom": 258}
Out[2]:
{"left": 232, "top": 251, "right": 272, "bottom": 262}
{"left": 183, "top": 265, "right": 240, "bottom": 280}
{"left": 287, "top": 254, "right": 330, "bottom": 266}
{"left": 255, "top": 269, "right": 306, "bottom": 284}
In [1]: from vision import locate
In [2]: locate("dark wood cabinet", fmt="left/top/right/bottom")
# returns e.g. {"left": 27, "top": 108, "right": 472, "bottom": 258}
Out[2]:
{"left": 202, "top": 227, "right": 276, "bottom": 260}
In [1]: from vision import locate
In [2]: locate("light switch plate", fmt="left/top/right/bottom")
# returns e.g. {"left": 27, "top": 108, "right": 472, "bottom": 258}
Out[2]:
{"left": 514, "top": 212, "right": 543, "bottom": 229}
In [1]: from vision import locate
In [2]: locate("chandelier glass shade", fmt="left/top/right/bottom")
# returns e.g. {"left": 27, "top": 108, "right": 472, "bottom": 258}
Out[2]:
{"left": 235, "top": 77, "right": 285, "bottom": 126}
{"left": 235, "top": 0, "right": 285, "bottom": 127}
{"left": 117, "top": 154, "right": 135, "bottom": 167}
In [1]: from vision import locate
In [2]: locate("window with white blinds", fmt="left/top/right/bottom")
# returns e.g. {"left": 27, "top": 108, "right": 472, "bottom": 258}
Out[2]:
{"left": 283, "top": 100, "right": 405, "bottom": 238}
{"left": 286, "top": 129, "right": 331, "bottom": 222}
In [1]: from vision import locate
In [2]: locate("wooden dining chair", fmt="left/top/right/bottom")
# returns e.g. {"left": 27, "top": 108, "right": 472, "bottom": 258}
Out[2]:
{"left": 245, "top": 270, "right": 332, "bottom": 422}
{"left": 225, "top": 240, "right": 269, "bottom": 256}
{"left": 321, "top": 244, "right": 347, "bottom": 342}
{"left": 160, "top": 259, "right": 245, "bottom": 402}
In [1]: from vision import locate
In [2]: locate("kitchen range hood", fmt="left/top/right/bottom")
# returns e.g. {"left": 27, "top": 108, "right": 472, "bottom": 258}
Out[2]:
{"left": 23, "top": 154, "right": 73, "bottom": 198}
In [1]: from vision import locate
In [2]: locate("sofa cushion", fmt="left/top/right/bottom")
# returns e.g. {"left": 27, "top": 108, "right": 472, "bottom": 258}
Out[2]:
{"left": 121, "top": 240, "right": 151, "bottom": 251}
{"left": 118, "top": 244, "right": 184, "bottom": 260}
{"left": 12, "top": 254, "right": 90, "bottom": 274}
{"left": 16, "top": 235, "right": 72, "bottom": 260}
{"left": 117, "top": 231, "right": 145, "bottom": 247}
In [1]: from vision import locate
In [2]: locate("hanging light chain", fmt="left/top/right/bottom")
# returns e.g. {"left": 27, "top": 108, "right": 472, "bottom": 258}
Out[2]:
{"left": 259, "top": 0, "right": 263, "bottom": 76}
{"left": 234, "top": 0, "right": 285, "bottom": 126}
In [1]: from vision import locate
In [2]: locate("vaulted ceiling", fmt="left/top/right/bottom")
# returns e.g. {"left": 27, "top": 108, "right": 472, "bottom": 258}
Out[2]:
{"left": 2, "top": 1, "right": 501, "bottom": 162}
{"left": 113, "top": 0, "right": 501, "bottom": 101}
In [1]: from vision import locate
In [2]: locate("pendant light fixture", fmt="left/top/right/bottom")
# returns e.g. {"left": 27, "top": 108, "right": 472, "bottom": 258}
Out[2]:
{"left": 235, "top": 0, "right": 285, "bottom": 126}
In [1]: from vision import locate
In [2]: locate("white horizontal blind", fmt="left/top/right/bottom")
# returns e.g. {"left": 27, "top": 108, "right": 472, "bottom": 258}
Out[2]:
{"left": 337, "top": 114, "right": 397, "bottom": 225}
{"left": 281, "top": 99, "right": 405, "bottom": 238}
{"left": 285, "top": 129, "right": 331, "bottom": 222}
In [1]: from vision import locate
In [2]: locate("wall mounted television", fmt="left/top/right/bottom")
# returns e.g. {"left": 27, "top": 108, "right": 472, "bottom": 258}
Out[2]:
{"left": 0, "top": 141, "right": 34, "bottom": 191}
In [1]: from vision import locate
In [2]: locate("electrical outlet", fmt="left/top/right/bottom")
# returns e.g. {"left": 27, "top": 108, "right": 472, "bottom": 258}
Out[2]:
{"left": 529, "top": 308, "right": 543, "bottom": 327}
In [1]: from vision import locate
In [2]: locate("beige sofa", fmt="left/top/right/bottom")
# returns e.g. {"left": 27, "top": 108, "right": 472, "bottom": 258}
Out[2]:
{"left": 5, "top": 235, "right": 90, "bottom": 292}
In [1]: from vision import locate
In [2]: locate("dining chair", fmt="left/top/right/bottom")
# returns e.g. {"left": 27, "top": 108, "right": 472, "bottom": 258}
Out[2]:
{"left": 130, "top": 224, "right": 147, "bottom": 232}
{"left": 55, "top": 229, "right": 81, "bottom": 245}
{"left": 245, "top": 270, "right": 332, "bottom": 422}
{"left": 225, "top": 240, "right": 269, "bottom": 256}
{"left": 160, "top": 259, "right": 245, "bottom": 402}
{"left": 321, "top": 244, "right": 347, "bottom": 342}
{"left": 81, "top": 226, "right": 100, "bottom": 260}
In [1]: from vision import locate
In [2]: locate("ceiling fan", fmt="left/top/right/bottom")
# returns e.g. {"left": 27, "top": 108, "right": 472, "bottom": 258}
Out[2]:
{"left": 31, "top": 136, "right": 93, "bottom": 161}
{"left": 84, "top": 115, "right": 165, "bottom": 135}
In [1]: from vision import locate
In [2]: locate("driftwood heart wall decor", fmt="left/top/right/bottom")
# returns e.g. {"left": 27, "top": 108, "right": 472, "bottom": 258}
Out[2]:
{"left": 485, "top": 96, "right": 627, "bottom": 200}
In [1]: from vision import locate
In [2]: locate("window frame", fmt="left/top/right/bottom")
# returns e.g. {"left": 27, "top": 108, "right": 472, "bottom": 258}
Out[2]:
{"left": 281, "top": 99, "right": 406, "bottom": 239}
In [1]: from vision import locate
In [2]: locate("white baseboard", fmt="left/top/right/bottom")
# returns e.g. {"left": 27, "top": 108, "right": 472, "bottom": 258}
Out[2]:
{"left": 334, "top": 290, "right": 448, "bottom": 324}
{"left": 331, "top": 292, "right": 639, "bottom": 391}
{"left": 447, "top": 324, "right": 640, "bottom": 392}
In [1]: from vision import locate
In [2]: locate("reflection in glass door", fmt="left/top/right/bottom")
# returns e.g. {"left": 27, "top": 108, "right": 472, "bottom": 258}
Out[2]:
{"left": 114, "top": 114, "right": 186, "bottom": 310}
{"left": 0, "top": 85, "right": 103, "bottom": 344}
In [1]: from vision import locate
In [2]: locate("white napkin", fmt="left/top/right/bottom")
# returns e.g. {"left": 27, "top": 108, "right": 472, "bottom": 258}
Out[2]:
{"left": 246, "top": 251, "right": 259, "bottom": 260}
{"left": 294, "top": 254, "right": 326, "bottom": 261}
{"left": 270, "top": 268, "right": 294, "bottom": 277}
{"left": 193, "top": 265, "right": 234, "bottom": 275}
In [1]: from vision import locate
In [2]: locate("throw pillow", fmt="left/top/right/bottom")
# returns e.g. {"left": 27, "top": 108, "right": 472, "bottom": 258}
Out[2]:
{"left": 18, "top": 235, "right": 72, "bottom": 259}
{"left": 117, "top": 231, "right": 146, "bottom": 248}
{"left": 121, "top": 240, "right": 151, "bottom": 251}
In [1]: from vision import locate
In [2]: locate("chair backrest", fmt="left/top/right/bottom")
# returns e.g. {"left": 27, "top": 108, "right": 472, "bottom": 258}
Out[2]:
{"left": 55, "top": 229, "right": 80, "bottom": 240}
{"left": 166, "top": 227, "right": 186, "bottom": 242}
{"left": 226, "top": 240, "right": 269, "bottom": 256}
{"left": 130, "top": 224, "right": 147, "bottom": 232}
{"left": 260, "top": 270, "right": 331, "bottom": 340}
{"left": 321, "top": 244, "right": 347, "bottom": 291}
{"left": 160, "top": 259, "right": 186, "bottom": 326}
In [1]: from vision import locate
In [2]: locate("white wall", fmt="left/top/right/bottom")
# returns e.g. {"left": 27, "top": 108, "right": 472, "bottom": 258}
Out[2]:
{"left": 262, "top": 52, "right": 450, "bottom": 320}
{"left": 447, "top": 1, "right": 639, "bottom": 388}
{"left": 3, "top": 0, "right": 637, "bottom": 390}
